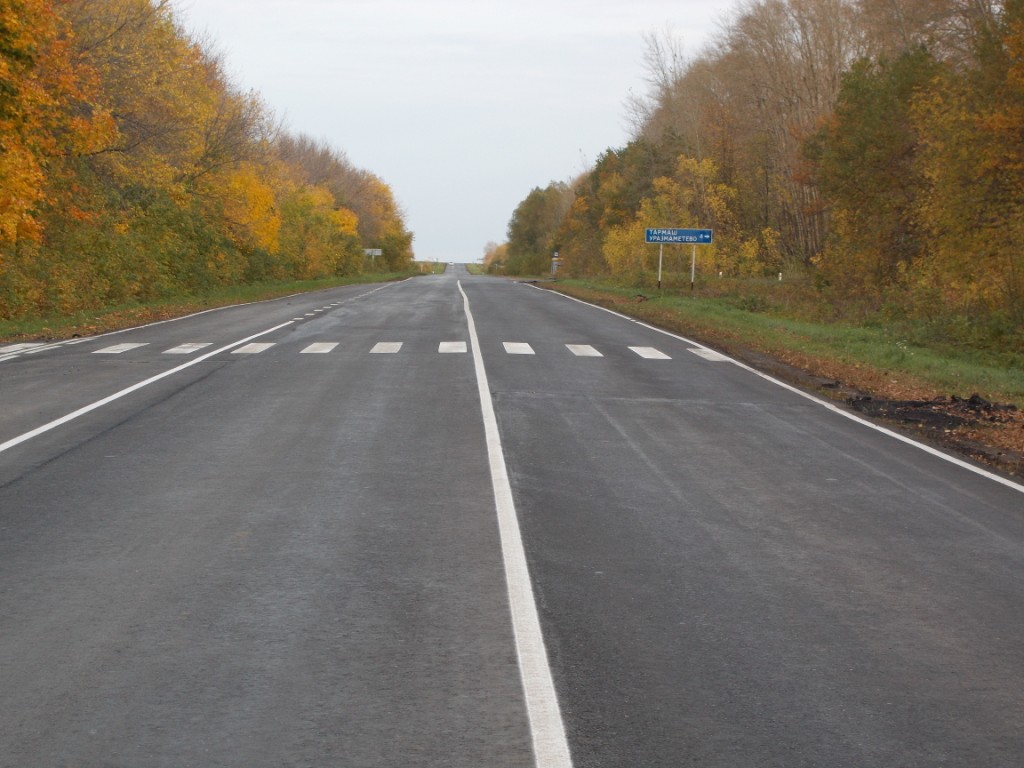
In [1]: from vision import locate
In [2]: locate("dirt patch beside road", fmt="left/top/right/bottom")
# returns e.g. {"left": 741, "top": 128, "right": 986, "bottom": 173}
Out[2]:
{"left": 753, "top": 350, "right": 1024, "bottom": 477}
{"left": 699, "top": 334, "right": 1024, "bottom": 480}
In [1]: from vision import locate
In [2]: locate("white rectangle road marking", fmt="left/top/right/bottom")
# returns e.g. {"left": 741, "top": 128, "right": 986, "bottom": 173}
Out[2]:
{"left": 438, "top": 341, "right": 468, "bottom": 353}
{"left": 689, "top": 348, "right": 729, "bottom": 362}
{"left": 164, "top": 343, "right": 213, "bottom": 355}
{"left": 232, "top": 343, "right": 275, "bottom": 354}
{"left": 629, "top": 346, "right": 671, "bottom": 360}
{"left": 566, "top": 344, "right": 602, "bottom": 357}
{"left": 94, "top": 343, "right": 150, "bottom": 354}
{"left": 370, "top": 342, "right": 403, "bottom": 354}
{"left": 503, "top": 342, "right": 535, "bottom": 355}
{"left": 301, "top": 343, "right": 338, "bottom": 354}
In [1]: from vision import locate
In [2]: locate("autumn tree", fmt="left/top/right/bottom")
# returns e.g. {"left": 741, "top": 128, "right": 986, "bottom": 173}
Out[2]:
{"left": 909, "top": 0, "right": 1024, "bottom": 329}
{"left": 0, "top": 0, "right": 414, "bottom": 320}
{"left": 505, "top": 182, "right": 572, "bottom": 274}
{"left": 482, "top": 241, "right": 508, "bottom": 273}
{"left": 806, "top": 47, "right": 939, "bottom": 299}
{"left": 0, "top": 0, "right": 114, "bottom": 246}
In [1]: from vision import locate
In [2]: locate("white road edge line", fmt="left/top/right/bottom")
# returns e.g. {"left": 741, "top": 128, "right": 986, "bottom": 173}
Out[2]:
{"left": 458, "top": 280, "right": 573, "bottom": 768}
{"left": 0, "top": 321, "right": 294, "bottom": 455}
{"left": 532, "top": 284, "right": 1024, "bottom": 495}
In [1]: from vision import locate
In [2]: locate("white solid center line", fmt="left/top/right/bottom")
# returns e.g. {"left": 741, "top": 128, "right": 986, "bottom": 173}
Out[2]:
{"left": 301, "top": 342, "right": 338, "bottom": 354}
{"left": 503, "top": 342, "right": 535, "bottom": 355}
{"left": 370, "top": 342, "right": 403, "bottom": 354}
{"left": 0, "top": 321, "right": 294, "bottom": 455}
{"left": 566, "top": 344, "right": 602, "bottom": 357}
{"left": 458, "top": 281, "right": 573, "bottom": 768}
{"left": 629, "top": 345, "right": 671, "bottom": 360}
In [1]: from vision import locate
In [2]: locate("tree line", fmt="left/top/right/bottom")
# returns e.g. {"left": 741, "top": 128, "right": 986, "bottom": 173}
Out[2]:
{"left": 497, "top": 0, "right": 1023, "bottom": 344}
{"left": 0, "top": 0, "right": 413, "bottom": 320}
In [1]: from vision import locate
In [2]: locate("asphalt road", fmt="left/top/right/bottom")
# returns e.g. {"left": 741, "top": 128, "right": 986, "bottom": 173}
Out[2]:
{"left": 2, "top": 265, "right": 1023, "bottom": 767}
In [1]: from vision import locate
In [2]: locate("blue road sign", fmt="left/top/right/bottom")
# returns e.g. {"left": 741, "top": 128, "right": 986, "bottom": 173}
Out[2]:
{"left": 645, "top": 228, "right": 713, "bottom": 244}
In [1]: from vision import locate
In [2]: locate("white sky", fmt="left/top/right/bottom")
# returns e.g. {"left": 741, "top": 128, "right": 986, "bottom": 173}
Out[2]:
{"left": 174, "top": 0, "right": 729, "bottom": 262}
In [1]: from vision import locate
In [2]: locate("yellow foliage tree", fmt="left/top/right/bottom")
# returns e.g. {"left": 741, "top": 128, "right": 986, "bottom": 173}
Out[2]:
{"left": 911, "top": 11, "right": 1024, "bottom": 324}
{"left": 221, "top": 164, "right": 281, "bottom": 253}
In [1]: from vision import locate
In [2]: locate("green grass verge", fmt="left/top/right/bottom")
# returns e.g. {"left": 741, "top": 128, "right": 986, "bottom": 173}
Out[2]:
{"left": 549, "top": 279, "right": 1024, "bottom": 407}
{"left": 0, "top": 271, "right": 420, "bottom": 342}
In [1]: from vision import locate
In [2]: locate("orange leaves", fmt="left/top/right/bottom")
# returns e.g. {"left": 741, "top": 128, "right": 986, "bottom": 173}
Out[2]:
{"left": 0, "top": 143, "right": 45, "bottom": 242}
{"left": 0, "top": 0, "right": 117, "bottom": 247}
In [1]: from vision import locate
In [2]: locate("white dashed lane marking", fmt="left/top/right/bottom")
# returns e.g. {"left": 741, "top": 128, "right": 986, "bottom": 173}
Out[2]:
{"left": 503, "top": 342, "right": 535, "bottom": 355}
{"left": 629, "top": 346, "right": 671, "bottom": 360}
{"left": 566, "top": 344, "right": 602, "bottom": 357}
{"left": 689, "top": 348, "right": 729, "bottom": 362}
{"left": 164, "top": 343, "right": 213, "bottom": 355}
{"left": 94, "top": 343, "right": 150, "bottom": 355}
{"left": 301, "top": 343, "right": 339, "bottom": 354}
{"left": 28, "top": 338, "right": 697, "bottom": 361}
{"left": 232, "top": 343, "right": 275, "bottom": 355}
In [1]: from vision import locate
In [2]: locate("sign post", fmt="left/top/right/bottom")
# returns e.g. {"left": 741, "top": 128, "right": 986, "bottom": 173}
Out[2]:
{"left": 644, "top": 228, "right": 713, "bottom": 290}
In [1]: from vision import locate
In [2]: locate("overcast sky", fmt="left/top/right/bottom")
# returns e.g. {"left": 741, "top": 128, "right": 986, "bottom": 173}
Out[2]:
{"left": 174, "top": 1, "right": 729, "bottom": 262}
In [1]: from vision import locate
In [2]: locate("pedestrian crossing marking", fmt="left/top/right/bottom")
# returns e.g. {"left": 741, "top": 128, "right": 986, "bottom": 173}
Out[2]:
{"left": 164, "top": 343, "right": 213, "bottom": 355}
{"left": 232, "top": 343, "right": 275, "bottom": 354}
{"left": 438, "top": 341, "right": 468, "bottom": 353}
{"left": 629, "top": 346, "right": 671, "bottom": 360}
{"left": 301, "top": 343, "right": 338, "bottom": 354}
{"left": 566, "top": 344, "right": 602, "bottom": 357}
{"left": 94, "top": 343, "right": 150, "bottom": 354}
{"left": 503, "top": 342, "right": 535, "bottom": 355}
{"left": 370, "top": 342, "right": 403, "bottom": 354}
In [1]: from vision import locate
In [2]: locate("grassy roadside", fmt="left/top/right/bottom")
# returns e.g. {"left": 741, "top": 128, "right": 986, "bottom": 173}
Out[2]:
{"left": 0, "top": 271, "right": 421, "bottom": 342}
{"left": 546, "top": 279, "right": 1024, "bottom": 405}
{"left": 541, "top": 278, "right": 1024, "bottom": 474}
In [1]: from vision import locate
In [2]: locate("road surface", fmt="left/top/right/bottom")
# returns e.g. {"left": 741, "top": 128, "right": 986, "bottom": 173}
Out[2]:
{"left": 2, "top": 265, "right": 1023, "bottom": 767}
